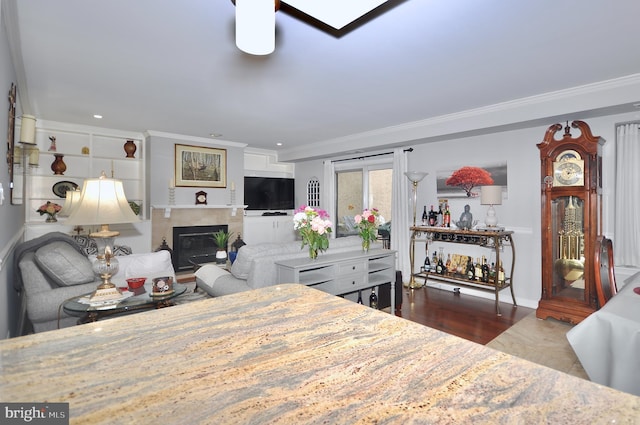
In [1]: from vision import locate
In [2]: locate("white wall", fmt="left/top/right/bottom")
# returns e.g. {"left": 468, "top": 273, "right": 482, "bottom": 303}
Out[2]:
{"left": 296, "top": 111, "right": 640, "bottom": 309}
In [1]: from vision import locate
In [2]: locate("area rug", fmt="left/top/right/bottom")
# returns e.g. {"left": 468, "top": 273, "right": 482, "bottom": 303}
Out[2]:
{"left": 486, "top": 312, "right": 588, "bottom": 379}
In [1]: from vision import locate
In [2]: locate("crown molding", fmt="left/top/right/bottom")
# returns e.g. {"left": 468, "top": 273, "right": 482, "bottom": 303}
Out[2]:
{"left": 279, "top": 73, "right": 640, "bottom": 162}
{"left": 144, "top": 130, "right": 247, "bottom": 148}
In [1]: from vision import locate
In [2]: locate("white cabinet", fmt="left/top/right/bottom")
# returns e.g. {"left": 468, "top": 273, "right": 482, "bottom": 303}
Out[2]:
{"left": 243, "top": 215, "right": 296, "bottom": 244}
{"left": 276, "top": 250, "right": 396, "bottom": 308}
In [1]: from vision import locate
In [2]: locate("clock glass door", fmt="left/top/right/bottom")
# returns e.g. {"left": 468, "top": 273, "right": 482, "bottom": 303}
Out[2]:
{"left": 550, "top": 195, "right": 586, "bottom": 301}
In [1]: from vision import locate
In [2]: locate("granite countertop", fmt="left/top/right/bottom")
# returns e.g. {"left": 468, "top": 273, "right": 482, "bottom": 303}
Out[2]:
{"left": 1, "top": 284, "right": 639, "bottom": 424}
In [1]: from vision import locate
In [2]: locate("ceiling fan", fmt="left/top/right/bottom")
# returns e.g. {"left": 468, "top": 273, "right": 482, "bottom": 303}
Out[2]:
{"left": 232, "top": 0, "right": 406, "bottom": 55}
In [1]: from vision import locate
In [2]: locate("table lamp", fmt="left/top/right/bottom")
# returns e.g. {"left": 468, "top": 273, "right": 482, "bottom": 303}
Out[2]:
{"left": 481, "top": 185, "right": 502, "bottom": 227}
{"left": 405, "top": 171, "right": 428, "bottom": 289}
{"left": 66, "top": 171, "right": 140, "bottom": 301}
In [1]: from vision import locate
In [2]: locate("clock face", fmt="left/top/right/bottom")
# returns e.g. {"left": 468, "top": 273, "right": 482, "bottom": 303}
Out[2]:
{"left": 553, "top": 160, "right": 584, "bottom": 186}
{"left": 195, "top": 191, "right": 207, "bottom": 204}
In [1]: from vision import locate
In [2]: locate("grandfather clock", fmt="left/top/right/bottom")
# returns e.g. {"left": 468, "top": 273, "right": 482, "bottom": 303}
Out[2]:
{"left": 536, "top": 120, "right": 604, "bottom": 324}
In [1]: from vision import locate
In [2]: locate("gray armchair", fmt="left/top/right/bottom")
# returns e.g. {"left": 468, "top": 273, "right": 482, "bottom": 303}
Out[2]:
{"left": 14, "top": 232, "right": 104, "bottom": 333}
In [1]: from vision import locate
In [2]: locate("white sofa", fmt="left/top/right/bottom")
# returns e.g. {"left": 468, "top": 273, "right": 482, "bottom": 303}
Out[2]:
{"left": 195, "top": 236, "right": 378, "bottom": 297}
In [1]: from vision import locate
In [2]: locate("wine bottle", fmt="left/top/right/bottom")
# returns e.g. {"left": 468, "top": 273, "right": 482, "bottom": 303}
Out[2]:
{"left": 421, "top": 206, "right": 428, "bottom": 226}
{"left": 474, "top": 257, "right": 482, "bottom": 281}
{"left": 357, "top": 290, "right": 363, "bottom": 304}
{"left": 436, "top": 254, "right": 445, "bottom": 275}
{"left": 437, "top": 204, "right": 443, "bottom": 226}
{"left": 443, "top": 204, "right": 451, "bottom": 227}
{"left": 466, "top": 256, "right": 475, "bottom": 280}
{"left": 481, "top": 256, "right": 490, "bottom": 283}
{"left": 432, "top": 251, "right": 438, "bottom": 267}
{"left": 428, "top": 205, "right": 438, "bottom": 226}
{"left": 369, "top": 288, "right": 378, "bottom": 309}
{"left": 445, "top": 253, "right": 452, "bottom": 274}
{"left": 423, "top": 252, "right": 431, "bottom": 269}
{"left": 498, "top": 260, "right": 505, "bottom": 284}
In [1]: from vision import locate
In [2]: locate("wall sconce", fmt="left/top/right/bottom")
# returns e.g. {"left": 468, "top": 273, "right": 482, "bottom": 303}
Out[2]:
{"left": 480, "top": 185, "right": 503, "bottom": 227}
{"left": 19, "top": 114, "right": 39, "bottom": 167}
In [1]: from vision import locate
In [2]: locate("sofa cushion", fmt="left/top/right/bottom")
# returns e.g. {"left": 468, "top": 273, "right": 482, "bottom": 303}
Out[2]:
{"left": 230, "top": 243, "right": 284, "bottom": 279}
{"left": 108, "top": 250, "right": 175, "bottom": 288}
{"left": 34, "top": 242, "right": 95, "bottom": 287}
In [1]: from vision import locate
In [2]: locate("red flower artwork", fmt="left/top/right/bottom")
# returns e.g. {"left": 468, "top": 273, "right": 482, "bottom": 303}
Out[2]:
{"left": 445, "top": 166, "right": 494, "bottom": 197}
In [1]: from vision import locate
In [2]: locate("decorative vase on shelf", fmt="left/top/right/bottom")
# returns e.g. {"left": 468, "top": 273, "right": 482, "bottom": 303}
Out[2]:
{"left": 51, "top": 154, "right": 66, "bottom": 175}
{"left": 308, "top": 246, "right": 318, "bottom": 260}
{"left": 45, "top": 214, "right": 57, "bottom": 223}
{"left": 123, "top": 140, "right": 137, "bottom": 158}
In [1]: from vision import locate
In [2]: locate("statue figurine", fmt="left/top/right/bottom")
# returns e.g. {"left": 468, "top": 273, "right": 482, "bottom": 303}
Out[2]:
{"left": 456, "top": 204, "right": 473, "bottom": 230}
{"left": 48, "top": 136, "right": 57, "bottom": 152}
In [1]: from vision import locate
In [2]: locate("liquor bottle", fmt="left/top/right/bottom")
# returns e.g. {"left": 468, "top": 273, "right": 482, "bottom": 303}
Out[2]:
{"left": 498, "top": 260, "right": 505, "bottom": 284}
{"left": 432, "top": 251, "right": 438, "bottom": 267}
{"left": 435, "top": 254, "right": 444, "bottom": 275}
{"left": 490, "top": 262, "right": 496, "bottom": 283}
{"left": 423, "top": 252, "right": 431, "bottom": 270}
{"left": 443, "top": 204, "right": 451, "bottom": 227}
{"left": 474, "top": 257, "right": 482, "bottom": 281}
{"left": 445, "top": 254, "right": 452, "bottom": 274}
{"left": 357, "top": 290, "right": 363, "bottom": 304}
{"left": 437, "top": 204, "right": 443, "bottom": 226}
{"left": 421, "top": 206, "right": 428, "bottom": 226}
{"left": 428, "top": 205, "right": 438, "bottom": 226}
{"left": 481, "top": 256, "right": 490, "bottom": 283}
{"left": 466, "top": 256, "right": 475, "bottom": 280}
{"left": 369, "top": 288, "right": 378, "bottom": 309}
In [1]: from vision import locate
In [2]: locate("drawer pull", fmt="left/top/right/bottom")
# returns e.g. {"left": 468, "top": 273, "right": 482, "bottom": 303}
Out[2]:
{"left": 352, "top": 266, "right": 356, "bottom": 270}
{"left": 352, "top": 281, "right": 355, "bottom": 285}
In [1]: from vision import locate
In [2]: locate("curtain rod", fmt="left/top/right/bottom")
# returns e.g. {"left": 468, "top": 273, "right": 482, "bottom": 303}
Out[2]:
{"left": 331, "top": 147, "right": 413, "bottom": 163}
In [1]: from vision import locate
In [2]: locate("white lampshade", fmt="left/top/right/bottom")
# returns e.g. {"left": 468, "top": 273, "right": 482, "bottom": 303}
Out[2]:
{"left": 404, "top": 171, "right": 428, "bottom": 183}
{"left": 480, "top": 185, "right": 503, "bottom": 206}
{"left": 66, "top": 172, "right": 139, "bottom": 238}
{"left": 58, "top": 188, "right": 82, "bottom": 217}
{"left": 235, "top": 0, "right": 276, "bottom": 55}
{"left": 481, "top": 185, "right": 502, "bottom": 227}
{"left": 19, "top": 115, "right": 36, "bottom": 143}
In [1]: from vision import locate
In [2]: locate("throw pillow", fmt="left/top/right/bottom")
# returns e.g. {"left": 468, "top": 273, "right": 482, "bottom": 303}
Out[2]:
{"left": 34, "top": 242, "right": 95, "bottom": 287}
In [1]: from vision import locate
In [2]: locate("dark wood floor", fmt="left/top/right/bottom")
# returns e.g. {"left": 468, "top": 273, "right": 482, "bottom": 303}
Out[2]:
{"left": 393, "top": 286, "right": 534, "bottom": 345}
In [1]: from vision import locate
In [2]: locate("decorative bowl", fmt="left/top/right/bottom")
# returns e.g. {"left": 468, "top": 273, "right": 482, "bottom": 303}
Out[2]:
{"left": 126, "top": 277, "right": 147, "bottom": 290}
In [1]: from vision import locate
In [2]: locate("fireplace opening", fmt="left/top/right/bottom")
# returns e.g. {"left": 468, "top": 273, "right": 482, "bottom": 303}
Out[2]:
{"left": 172, "top": 224, "right": 228, "bottom": 271}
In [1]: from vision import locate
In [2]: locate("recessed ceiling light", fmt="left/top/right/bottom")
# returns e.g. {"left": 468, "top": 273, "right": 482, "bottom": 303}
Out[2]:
{"left": 210, "top": 133, "right": 222, "bottom": 138}
{"left": 276, "top": 142, "right": 283, "bottom": 146}
{"left": 93, "top": 114, "right": 103, "bottom": 119}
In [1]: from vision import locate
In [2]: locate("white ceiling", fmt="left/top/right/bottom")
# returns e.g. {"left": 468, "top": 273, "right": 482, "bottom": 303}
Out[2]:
{"left": 5, "top": 0, "right": 640, "bottom": 162}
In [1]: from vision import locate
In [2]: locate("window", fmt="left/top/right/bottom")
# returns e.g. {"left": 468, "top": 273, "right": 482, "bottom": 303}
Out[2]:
{"left": 306, "top": 177, "right": 320, "bottom": 207}
{"left": 334, "top": 159, "right": 392, "bottom": 237}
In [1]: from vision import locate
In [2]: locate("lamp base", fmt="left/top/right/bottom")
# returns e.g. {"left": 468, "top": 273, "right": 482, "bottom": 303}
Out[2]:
{"left": 89, "top": 286, "right": 123, "bottom": 303}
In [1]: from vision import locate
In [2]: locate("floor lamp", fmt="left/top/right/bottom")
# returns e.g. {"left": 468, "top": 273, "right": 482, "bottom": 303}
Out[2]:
{"left": 405, "top": 171, "right": 428, "bottom": 289}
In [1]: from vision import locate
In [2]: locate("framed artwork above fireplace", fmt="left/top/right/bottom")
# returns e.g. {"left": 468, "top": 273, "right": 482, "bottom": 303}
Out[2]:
{"left": 175, "top": 144, "right": 227, "bottom": 188}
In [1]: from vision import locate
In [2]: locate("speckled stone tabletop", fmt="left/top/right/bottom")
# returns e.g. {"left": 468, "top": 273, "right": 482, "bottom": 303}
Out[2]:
{"left": 1, "top": 284, "right": 639, "bottom": 424}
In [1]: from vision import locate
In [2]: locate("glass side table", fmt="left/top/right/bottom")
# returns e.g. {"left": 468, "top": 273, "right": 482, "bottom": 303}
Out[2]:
{"left": 63, "top": 283, "right": 187, "bottom": 324}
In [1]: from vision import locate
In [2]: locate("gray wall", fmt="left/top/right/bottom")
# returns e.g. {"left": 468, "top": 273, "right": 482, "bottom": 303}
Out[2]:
{"left": 0, "top": 6, "right": 27, "bottom": 338}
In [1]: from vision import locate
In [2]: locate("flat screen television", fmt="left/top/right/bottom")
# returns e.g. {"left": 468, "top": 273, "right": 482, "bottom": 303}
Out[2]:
{"left": 244, "top": 177, "right": 295, "bottom": 211}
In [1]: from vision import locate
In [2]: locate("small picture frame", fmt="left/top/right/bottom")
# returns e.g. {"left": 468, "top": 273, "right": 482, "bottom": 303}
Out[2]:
{"left": 174, "top": 144, "right": 226, "bottom": 188}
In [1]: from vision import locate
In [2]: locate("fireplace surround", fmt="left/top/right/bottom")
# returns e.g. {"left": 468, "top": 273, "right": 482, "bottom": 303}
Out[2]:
{"left": 172, "top": 225, "right": 228, "bottom": 271}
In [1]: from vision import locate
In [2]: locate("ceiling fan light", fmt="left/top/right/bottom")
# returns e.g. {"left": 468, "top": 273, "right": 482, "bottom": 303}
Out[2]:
{"left": 235, "top": 0, "right": 275, "bottom": 55}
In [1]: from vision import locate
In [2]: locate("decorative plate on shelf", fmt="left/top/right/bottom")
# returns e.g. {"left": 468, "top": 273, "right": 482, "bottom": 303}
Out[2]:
{"left": 52, "top": 180, "right": 78, "bottom": 198}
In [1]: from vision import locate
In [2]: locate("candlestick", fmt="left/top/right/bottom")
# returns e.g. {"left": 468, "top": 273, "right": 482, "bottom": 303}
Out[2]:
{"left": 169, "top": 178, "right": 175, "bottom": 189}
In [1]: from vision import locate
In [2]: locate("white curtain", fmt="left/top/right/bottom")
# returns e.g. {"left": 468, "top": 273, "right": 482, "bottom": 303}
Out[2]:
{"left": 391, "top": 148, "right": 410, "bottom": 282}
{"left": 322, "top": 160, "right": 336, "bottom": 239}
{"left": 615, "top": 123, "right": 640, "bottom": 266}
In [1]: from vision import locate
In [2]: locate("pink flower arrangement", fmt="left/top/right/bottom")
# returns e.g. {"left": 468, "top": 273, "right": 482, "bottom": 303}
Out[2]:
{"left": 293, "top": 205, "right": 333, "bottom": 259}
{"left": 36, "top": 201, "right": 62, "bottom": 217}
{"left": 354, "top": 208, "right": 384, "bottom": 250}
{"left": 445, "top": 166, "right": 494, "bottom": 197}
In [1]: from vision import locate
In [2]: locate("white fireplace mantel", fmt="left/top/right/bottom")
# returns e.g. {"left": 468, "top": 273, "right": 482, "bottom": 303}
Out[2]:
{"left": 152, "top": 204, "right": 248, "bottom": 218}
